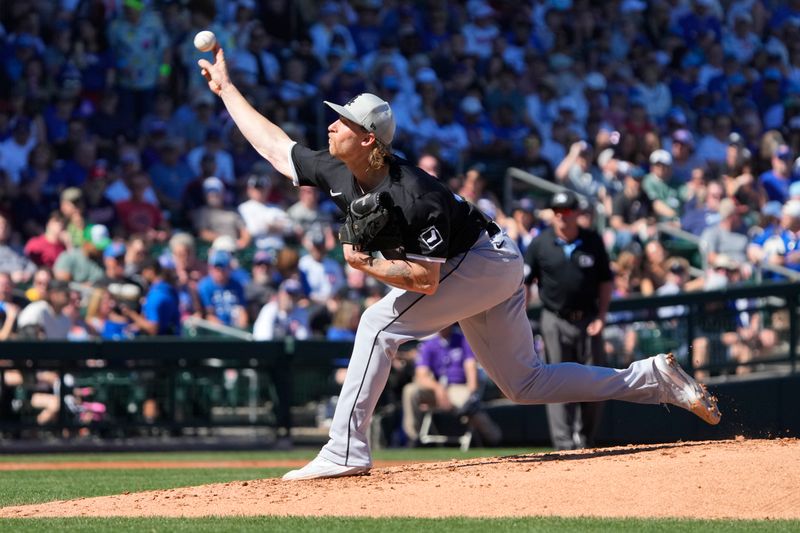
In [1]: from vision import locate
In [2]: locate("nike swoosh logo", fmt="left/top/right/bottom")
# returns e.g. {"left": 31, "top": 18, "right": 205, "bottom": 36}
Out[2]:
{"left": 330, "top": 189, "right": 343, "bottom": 197}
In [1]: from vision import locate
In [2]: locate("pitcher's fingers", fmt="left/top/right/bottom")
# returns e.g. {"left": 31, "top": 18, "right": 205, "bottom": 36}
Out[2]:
{"left": 198, "top": 58, "right": 213, "bottom": 71}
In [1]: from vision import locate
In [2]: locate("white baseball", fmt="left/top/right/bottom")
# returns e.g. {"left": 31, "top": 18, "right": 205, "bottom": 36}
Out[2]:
{"left": 193, "top": 30, "right": 217, "bottom": 52}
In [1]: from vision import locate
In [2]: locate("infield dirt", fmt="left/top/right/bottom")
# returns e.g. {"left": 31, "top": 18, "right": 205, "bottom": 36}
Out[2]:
{"left": 1, "top": 438, "right": 798, "bottom": 519}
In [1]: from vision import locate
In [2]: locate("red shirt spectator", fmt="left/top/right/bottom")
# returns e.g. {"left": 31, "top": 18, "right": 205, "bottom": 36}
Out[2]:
{"left": 24, "top": 212, "right": 67, "bottom": 268}
{"left": 116, "top": 199, "right": 163, "bottom": 235}
{"left": 114, "top": 172, "right": 167, "bottom": 239}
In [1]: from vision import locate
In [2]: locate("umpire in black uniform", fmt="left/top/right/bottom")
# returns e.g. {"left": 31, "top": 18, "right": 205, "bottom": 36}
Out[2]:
{"left": 524, "top": 190, "right": 612, "bottom": 450}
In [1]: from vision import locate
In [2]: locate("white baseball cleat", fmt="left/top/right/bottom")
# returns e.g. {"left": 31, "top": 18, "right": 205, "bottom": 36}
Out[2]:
{"left": 653, "top": 353, "right": 722, "bottom": 425}
{"left": 282, "top": 456, "right": 370, "bottom": 481}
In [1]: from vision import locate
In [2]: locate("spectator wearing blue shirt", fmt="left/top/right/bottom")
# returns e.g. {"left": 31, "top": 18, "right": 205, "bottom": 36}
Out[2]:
{"left": 121, "top": 258, "right": 180, "bottom": 336}
{"left": 747, "top": 200, "right": 800, "bottom": 277}
{"left": 759, "top": 144, "right": 795, "bottom": 203}
{"left": 677, "top": 0, "right": 722, "bottom": 47}
{"left": 149, "top": 138, "right": 193, "bottom": 213}
{"left": 197, "top": 250, "right": 248, "bottom": 329}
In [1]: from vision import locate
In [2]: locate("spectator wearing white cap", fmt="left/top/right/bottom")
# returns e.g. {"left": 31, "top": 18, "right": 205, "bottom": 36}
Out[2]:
{"left": 642, "top": 148, "right": 681, "bottom": 222}
{"left": 191, "top": 177, "right": 251, "bottom": 250}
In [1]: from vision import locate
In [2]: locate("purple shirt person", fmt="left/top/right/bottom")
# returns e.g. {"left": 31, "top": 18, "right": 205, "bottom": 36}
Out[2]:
{"left": 415, "top": 327, "right": 475, "bottom": 385}
{"left": 402, "top": 325, "right": 502, "bottom": 446}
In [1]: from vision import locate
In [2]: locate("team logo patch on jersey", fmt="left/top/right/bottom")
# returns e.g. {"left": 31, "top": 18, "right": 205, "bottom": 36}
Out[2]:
{"left": 578, "top": 254, "right": 595, "bottom": 268}
{"left": 419, "top": 226, "right": 444, "bottom": 253}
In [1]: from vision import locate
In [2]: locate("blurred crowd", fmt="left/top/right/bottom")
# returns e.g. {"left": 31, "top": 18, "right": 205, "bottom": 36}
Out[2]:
{"left": 1, "top": 0, "right": 800, "bottom": 345}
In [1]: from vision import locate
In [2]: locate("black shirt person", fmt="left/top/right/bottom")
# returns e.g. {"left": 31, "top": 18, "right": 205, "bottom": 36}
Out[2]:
{"left": 525, "top": 190, "right": 613, "bottom": 450}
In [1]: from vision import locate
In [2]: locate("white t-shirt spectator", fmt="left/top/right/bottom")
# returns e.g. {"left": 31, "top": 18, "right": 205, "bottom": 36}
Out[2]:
{"left": 237, "top": 199, "right": 294, "bottom": 251}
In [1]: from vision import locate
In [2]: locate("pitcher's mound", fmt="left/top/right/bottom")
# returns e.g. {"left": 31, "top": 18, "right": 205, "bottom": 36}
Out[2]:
{"left": 2, "top": 438, "right": 799, "bottom": 520}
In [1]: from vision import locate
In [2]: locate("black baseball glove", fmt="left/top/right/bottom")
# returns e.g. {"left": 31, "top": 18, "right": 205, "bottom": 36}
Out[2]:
{"left": 339, "top": 191, "right": 403, "bottom": 252}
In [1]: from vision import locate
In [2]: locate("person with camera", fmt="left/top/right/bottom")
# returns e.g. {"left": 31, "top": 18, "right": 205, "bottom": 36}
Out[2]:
{"left": 116, "top": 258, "right": 180, "bottom": 336}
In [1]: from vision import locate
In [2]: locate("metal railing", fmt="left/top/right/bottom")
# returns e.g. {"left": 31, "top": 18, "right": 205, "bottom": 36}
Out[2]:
{"left": 182, "top": 316, "right": 254, "bottom": 340}
{"left": 1, "top": 281, "right": 797, "bottom": 436}
{"left": 590, "top": 280, "right": 798, "bottom": 376}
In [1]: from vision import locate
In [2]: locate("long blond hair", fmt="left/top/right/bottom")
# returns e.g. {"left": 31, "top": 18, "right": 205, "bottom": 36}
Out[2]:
{"left": 368, "top": 141, "right": 394, "bottom": 170}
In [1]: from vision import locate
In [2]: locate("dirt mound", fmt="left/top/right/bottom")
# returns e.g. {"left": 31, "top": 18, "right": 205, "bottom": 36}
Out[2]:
{"left": 2, "top": 439, "right": 799, "bottom": 520}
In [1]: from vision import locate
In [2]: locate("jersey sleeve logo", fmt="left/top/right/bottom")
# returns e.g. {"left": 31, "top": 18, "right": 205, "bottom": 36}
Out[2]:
{"left": 419, "top": 225, "right": 444, "bottom": 253}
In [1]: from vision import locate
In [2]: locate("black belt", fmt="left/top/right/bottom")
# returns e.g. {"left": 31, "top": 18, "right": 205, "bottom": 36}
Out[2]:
{"left": 550, "top": 308, "right": 592, "bottom": 321}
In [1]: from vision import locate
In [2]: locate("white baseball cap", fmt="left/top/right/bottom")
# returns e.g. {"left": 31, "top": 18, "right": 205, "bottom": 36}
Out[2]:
{"left": 324, "top": 93, "right": 396, "bottom": 145}
{"left": 649, "top": 149, "right": 673, "bottom": 166}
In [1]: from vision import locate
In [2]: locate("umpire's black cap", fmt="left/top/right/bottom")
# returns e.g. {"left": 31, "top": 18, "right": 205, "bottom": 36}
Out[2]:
{"left": 549, "top": 190, "right": 580, "bottom": 210}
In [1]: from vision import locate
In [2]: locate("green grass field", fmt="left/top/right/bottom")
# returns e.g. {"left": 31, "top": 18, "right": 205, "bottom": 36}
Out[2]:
{"left": 0, "top": 448, "right": 797, "bottom": 532}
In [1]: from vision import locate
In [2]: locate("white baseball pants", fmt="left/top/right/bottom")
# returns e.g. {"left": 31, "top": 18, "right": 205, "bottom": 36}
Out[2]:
{"left": 318, "top": 232, "right": 665, "bottom": 467}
